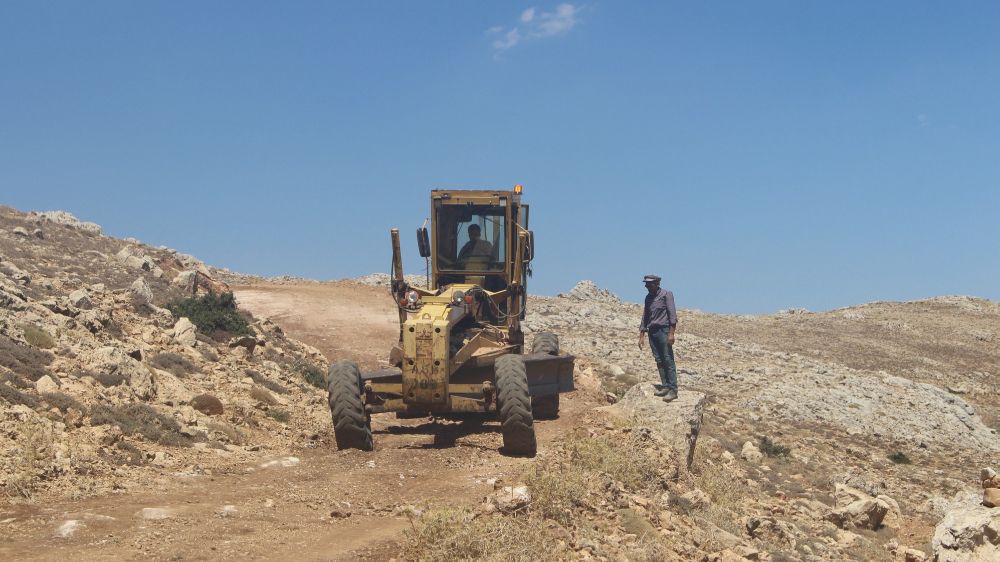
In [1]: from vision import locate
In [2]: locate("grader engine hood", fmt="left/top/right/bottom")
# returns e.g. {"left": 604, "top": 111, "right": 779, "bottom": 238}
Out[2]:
{"left": 401, "top": 300, "right": 465, "bottom": 405}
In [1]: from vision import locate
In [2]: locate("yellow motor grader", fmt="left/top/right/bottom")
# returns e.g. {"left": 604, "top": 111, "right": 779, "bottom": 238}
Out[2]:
{"left": 327, "top": 187, "right": 574, "bottom": 455}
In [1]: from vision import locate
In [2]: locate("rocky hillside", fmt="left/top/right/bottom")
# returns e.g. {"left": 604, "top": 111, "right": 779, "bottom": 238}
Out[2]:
{"left": 512, "top": 281, "right": 999, "bottom": 561}
{"left": 2, "top": 204, "right": 996, "bottom": 561}
{"left": 0, "top": 206, "right": 334, "bottom": 500}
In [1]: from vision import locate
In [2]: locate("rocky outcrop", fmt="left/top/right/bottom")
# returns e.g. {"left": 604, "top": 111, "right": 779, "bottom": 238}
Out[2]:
{"left": 824, "top": 484, "right": 898, "bottom": 531}
{"left": 86, "top": 346, "right": 157, "bottom": 399}
{"left": 932, "top": 505, "right": 1000, "bottom": 562}
{"left": 606, "top": 383, "right": 705, "bottom": 469}
{"left": 35, "top": 210, "right": 102, "bottom": 235}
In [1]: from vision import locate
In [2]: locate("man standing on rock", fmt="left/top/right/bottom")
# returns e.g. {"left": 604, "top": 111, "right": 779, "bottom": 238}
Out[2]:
{"left": 638, "top": 274, "right": 678, "bottom": 401}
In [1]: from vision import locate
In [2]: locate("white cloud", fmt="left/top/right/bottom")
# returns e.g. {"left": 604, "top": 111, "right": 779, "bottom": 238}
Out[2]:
{"left": 537, "top": 3, "right": 577, "bottom": 36}
{"left": 493, "top": 28, "right": 522, "bottom": 50}
{"left": 490, "top": 3, "right": 581, "bottom": 52}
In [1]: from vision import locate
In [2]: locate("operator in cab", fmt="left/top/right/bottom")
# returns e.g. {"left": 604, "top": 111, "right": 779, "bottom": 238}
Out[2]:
{"left": 457, "top": 224, "right": 492, "bottom": 267}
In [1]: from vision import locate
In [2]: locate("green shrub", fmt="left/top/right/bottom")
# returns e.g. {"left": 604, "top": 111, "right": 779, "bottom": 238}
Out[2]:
{"left": 165, "top": 291, "right": 252, "bottom": 338}
{"left": 20, "top": 324, "right": 56, "bottom": 349}
{"left": 759, "top": 435, "right": 791, "bottom": 457}
{"left": 149, "top": 352, "right": 202, "bottom": 378}
{"left": 91, "top": 403, "right": 192, "bottom": 447}
{"left": 889, "top": 451, "right": 912, "bottom": 464}
{"left": 298, "top": 363, "right": 326, "bottom": 390}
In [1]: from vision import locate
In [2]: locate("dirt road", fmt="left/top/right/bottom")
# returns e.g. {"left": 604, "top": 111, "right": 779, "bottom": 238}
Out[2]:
{"left": 3, "top": 281, "right": 590, "bottom": 561}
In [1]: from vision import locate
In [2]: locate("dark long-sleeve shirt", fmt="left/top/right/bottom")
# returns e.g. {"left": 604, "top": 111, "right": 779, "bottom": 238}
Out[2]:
{"left": 640, "top": 288, "right": 677, "bottom": 332}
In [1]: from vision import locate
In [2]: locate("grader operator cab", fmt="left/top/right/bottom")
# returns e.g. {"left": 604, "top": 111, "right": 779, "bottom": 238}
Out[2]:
{"left": 327, "top": 187, "right": 575, "bottom": 455}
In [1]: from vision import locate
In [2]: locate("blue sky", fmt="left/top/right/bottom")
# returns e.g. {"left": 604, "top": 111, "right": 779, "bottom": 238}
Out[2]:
{"left": 1, "top": 2, "right": 998, "bottom": 313}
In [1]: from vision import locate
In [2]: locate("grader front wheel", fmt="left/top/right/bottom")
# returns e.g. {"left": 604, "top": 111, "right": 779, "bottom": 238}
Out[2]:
{"left": 495, "top": 354, "right": 537, "bottom": 455}
{"left": 328, "top": 360, "right": 373, "bottom": 451}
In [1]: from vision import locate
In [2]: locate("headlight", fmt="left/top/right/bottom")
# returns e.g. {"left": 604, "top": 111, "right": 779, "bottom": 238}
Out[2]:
{"left": 452, "top": 290, "right": 465, "bottom": 306}
{"left": 407, "top": 290, "right": 420, "bottom": 305}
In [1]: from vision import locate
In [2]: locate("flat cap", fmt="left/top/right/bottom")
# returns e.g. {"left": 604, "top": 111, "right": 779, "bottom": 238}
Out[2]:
{"left": 642, "top": 274, "right": 661, "bottom": 283}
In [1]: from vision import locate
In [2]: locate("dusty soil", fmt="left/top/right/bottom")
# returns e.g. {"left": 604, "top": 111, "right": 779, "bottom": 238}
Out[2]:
{"left": 2, "top": 281, "right": 596, "bottom": 561}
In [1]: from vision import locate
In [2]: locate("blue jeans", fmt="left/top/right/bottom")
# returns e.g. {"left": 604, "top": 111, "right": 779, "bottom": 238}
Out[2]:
{"left": 648, "top": 327, "right": 677, "bottom": 392}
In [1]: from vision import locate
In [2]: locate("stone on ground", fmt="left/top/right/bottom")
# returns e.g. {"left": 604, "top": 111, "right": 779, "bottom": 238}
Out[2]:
{"left": 606, "top": 383, "right": 705, "bottom": 469}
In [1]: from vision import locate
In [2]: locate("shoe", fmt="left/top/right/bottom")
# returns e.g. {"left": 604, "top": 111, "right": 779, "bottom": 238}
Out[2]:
{"left": 654, "top": 388, "right": 670, "bottom": 397}
{"left": 662, "top": 390, "right": 677, "bottom": 402}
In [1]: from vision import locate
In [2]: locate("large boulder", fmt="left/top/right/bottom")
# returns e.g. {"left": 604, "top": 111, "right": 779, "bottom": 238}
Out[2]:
{"left": 825, "top": 484, "right": 896, "bottom": 531}
{"left": 605, "top": 383, "right": 705, "bottom": 469}
{"left": 172, "top": 317, "right": 197, "bottom": 347}
{"left": 129, "top": 277, "right": 154, "bottom": 308}
{"left": 932, "top": 504, "right": 1000, "bottom": 562}
{"left": 116, "top": 246, "right": 162, "bottom": 277}
{"left": 86, "top": 346, "right": 156, "bottom": 399}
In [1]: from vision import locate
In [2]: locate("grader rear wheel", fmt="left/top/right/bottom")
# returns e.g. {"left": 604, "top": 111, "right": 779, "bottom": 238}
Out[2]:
{"left": 495, "top": 354, "right": 536, "bottom": 455}
{"left": 328, "top": 360, "right": 373, "bottom": 451}
{"left": 531, "top": 332, "right": 561, "bottom": 419}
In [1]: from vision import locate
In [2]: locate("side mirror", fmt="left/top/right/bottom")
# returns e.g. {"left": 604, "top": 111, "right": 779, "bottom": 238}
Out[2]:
{"left": 524, "top": 230, "right": 534, "bottom": 262}
{"left": 417, "top": 227, "right": 431, "bottom": 258}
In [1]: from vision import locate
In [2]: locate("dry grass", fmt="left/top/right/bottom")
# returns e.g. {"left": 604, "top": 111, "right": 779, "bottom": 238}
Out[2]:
{"left": 78, "top": 368, "right": 125, "bottom": 387}
{"left": 250, "top": 386, "right": 279, "bottom": 405}
{"left": 0, "top": 382, "right": 41, "bottom": 409}
{"left": 5, "top": 419, "right": 55, "bottom": 499}
{"left": 693, "top": 459, "right": 755, "bottom": 537}
{"left": 41, "top": 392, "right": 85, "bottom": 413}
{"left": 20, "top": 324, "right": 56, "bottom": 349}
{"left": 407, "top": 424, "right": 675, "bottom": 561}
{"left": 525, "top": 429, "right": 662, "bottom": 523}
{"left": 0, "top": 335, "right": 53, "bottom": 381}
{"left": 404, "top": 509, "right": 560, "bottom": 562}
{"left": 149, "top": 352, "right": 202, "bottom": 377}
{"left": 206, "top": 420, "right": 245, "bottom": 445}
{"left": 90, "top": 403, "right": 192, "bottom": 447}
{"left": 248, "top": 369, "right": 289, "bottom": 394}
{"left": 266, "top": 408, "right": 290, "bottom": 423}
{"left": 0, "top": 370, "right": 32, "bottom": 389}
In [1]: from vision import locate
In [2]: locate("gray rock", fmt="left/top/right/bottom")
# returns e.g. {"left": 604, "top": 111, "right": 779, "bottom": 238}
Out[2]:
{"left": 825, "top": 484, "right": 893, "bottom": 531}
{"left": 12, "top": 226, "right": 29, "bottom": 237}
{"left": 607, "top": 383, "right": 705, "bottom": 469}
{"left": 86, "top": 346, "right": 156, "bottom": 400}
{"left": 129, "top": 277, "right": 153, "bottom": 308}
{"left": 35, "top": 374, "right": 61, "bottom": 394}
{"left": 932, "top": 504, "right": 1000, "bottom": 562}
{"left": 68, "top": 288, "right": 93, "bottom": 310}
{"left": 173, "top": 317, "right": 197, "bottom": 347}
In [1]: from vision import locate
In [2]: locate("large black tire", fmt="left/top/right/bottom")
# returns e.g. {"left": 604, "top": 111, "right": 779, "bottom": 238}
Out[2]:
{"left": 327, "top": 360, "right": 373, "bottom": 451}
{"left": 531, "top": 332, "right": 559, "bottom": 355}
{"left": 495, "top": 354, "right": 536, "bottom": 455}
{"left": 531, "top": 332, "right": 561, "bottom": 419}
{"left": 532, "top": 394, "right": 560, "bottom": 420}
